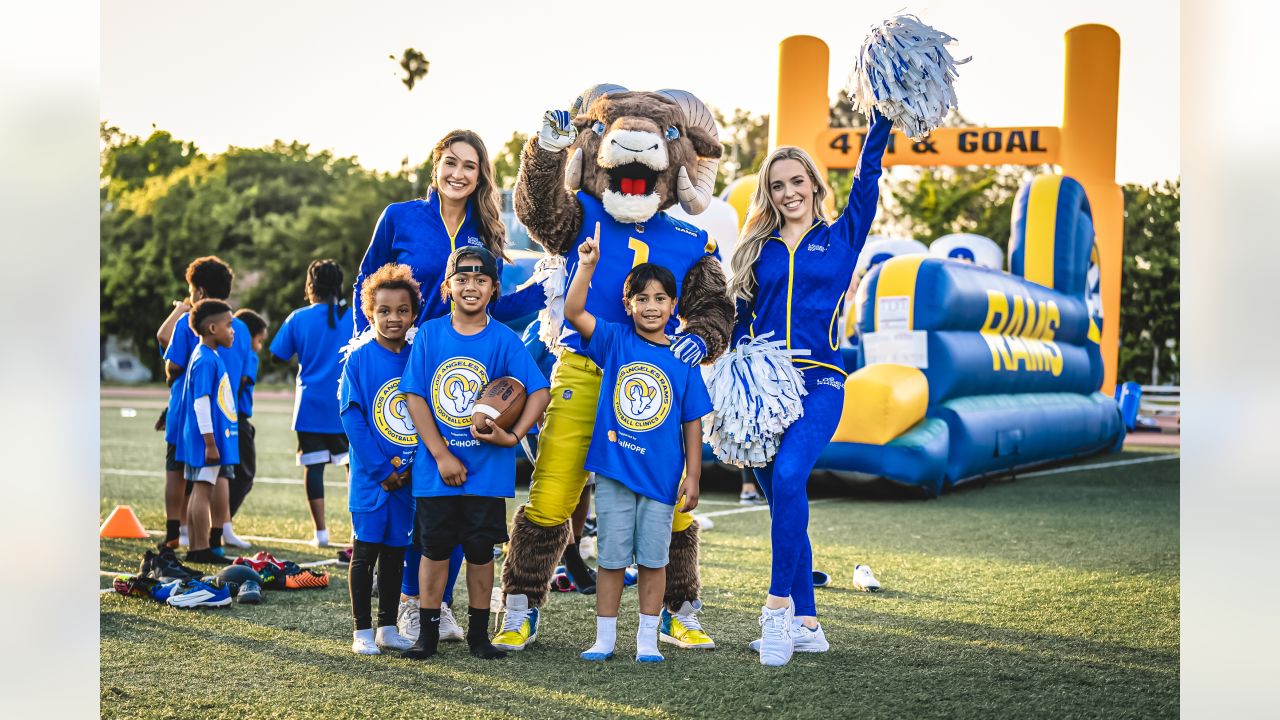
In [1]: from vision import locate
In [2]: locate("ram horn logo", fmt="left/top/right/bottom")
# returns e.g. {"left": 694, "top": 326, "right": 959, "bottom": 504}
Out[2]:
{"left": 445, "top": 375, "right": 479, "bottom": 415}
{"left": 623, "top": 378, "right": 657, "bottom": 416}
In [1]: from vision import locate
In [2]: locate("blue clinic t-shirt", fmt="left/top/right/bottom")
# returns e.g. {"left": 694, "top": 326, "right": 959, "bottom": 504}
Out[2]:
{"left": 338, "top": 339, "right": 416, "bottom": 513}
{"left": 270, "top": 303, "right": 349, "bottom": 434}
{"left": 177, "top": 343, "right": 240, "bottom": 467}
{"left": 163, "top": 314, "right": 251, "bottom": 444}
{"left": 580, "top": 318, "right": 713, "bottom": 504}
{"left": 238, "top": 352, "right": 258, "bottom": 418}
{"left": 399, "top": 316, "right": 549, "bottom": 498}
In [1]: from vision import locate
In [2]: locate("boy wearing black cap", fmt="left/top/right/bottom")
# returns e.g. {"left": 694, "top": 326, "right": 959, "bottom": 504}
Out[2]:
{"left": 399, "top": 247, "right": 551, "bottom": 660}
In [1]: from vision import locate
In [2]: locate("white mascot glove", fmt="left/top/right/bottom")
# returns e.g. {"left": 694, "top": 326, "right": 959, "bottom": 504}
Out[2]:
{"left": 538, "top": 110, "right": 577, "bottom": 152}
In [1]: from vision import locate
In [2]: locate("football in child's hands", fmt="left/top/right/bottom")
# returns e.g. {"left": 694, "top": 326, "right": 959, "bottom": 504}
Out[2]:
{"left": 471, "top": 376, "right": 527, "bottom": 433}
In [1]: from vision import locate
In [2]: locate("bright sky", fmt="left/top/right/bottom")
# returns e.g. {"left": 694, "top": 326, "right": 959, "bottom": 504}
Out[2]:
{"left": 101, "top": 0, "right": 1178, "bottom": 184}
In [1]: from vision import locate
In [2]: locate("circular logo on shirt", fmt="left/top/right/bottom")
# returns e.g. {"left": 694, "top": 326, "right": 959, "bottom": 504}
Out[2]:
{"left": 613, "top": 362, "right": 671, "bottom": 432}
{"left": 431, "top": 357, "right": 488, "bottom": 428}
{"left": 373, "top": 378, "right": 418, "bottom": 447}
{"left": 216, "top": 373, "right": 237, "bottom": 422}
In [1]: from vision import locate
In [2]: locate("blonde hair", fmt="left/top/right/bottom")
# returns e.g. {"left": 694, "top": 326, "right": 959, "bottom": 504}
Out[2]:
{"left": 727, "top": 147, "right": 832, "bottom": 304}
{"left": 431, "top": 130, "right": 508, "bottom": 262}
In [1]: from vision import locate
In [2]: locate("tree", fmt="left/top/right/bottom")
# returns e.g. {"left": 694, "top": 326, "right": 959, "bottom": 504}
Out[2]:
{"left": 712, "top": 107, "right": 769, "bottom": 194}
{"left": 1118, "top": 180, "right": 1179, "bottom": 385}
{"left": 391, "top": 48, "right": 429, "bottom": 91}
{"left": 492, "top": 131, "right": 529, "bottom": 190}
{"left": 100, "top": 123, "right": 201, "bottom": 202}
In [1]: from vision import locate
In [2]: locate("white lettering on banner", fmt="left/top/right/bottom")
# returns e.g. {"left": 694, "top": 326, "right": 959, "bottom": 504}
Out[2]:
{"left": 863, "top": 330, "right": 929, "bottom": 368}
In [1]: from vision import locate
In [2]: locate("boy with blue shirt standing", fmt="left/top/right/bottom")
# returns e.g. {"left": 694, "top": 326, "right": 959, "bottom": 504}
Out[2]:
{"left": 565, "top": 226, "right": 710, "bottom": 663}
{"left": 176, "top": 299, "right": 240, "bottom": 565}
{"left": 400, "top": 247, "right": 550, "bottom": 661}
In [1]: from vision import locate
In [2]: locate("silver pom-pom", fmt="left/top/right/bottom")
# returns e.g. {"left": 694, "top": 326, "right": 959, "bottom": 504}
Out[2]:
{"left": 702, "top": 332, "right": 811, "bottom": 468}
{"left": 847, "top": 14, "right": 969, "bottom": 141}
{"left": 534, "top": 254, "right": 568, "bottom": 347}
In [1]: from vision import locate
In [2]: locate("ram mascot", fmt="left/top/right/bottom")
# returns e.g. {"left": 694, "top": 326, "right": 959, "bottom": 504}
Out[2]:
{"left": 493, "top": 85, "right": 734, "bottom": 651}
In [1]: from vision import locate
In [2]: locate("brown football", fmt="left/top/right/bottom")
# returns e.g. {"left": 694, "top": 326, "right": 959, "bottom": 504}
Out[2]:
{"left": 471, "top": 376, "right": 527, "bottom": 433}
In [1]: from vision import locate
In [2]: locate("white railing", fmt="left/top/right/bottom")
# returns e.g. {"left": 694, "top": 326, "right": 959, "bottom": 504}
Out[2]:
{"left": 1138, "top": 385, "right": 1180, "bottom": 422}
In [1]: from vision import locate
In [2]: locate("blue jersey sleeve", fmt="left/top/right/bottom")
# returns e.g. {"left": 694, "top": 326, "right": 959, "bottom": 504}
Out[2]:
{"left": 189, "top": 354, "right": 217, "bottom": 404}
{"left": 577, "top": 316, "right": 618, "bottom": 367}
{"left": 340, "top": 406, "right": 397, "bottom": 491}
{"left": 338, "top": 353, "right": 360, "bottom": 414}
{"left": 163, "top": 314, "right": 196, "bottom": 368}
{"left": 830, "top": 109, "right": 892, "bottom": 257}
{"left": 681, "top": 367, "right": 713, "bottom": 422}
{"left": 243, "top": 352, "right": 259, "bottom": 385}
{"left": 398, "top": 335, "right": 429, "bottom": 399}
{"left": 269, "top": 312, "right": 297, "bottom": 361}
{"left": 493, "top": 277, "right": 547, "bottom": 322}
{"left": 353, "top": 205, "right": 396, "bottom": 334}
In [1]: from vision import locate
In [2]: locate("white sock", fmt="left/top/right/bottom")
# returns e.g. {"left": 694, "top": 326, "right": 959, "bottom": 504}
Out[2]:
{"left": 222, "top": 522, "right": 237, "bottom": 537}
{"left": 636, "top": 613, "right": 661, "bottom": 659}
{"left": 315, "top": 528, "right": 329, "bottom": 545}
{"left": 585, "top": 616, "right": 617, "bottom": 656}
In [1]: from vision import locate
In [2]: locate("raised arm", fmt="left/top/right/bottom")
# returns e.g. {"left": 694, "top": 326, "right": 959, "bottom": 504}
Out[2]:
{"left": 564, "top": 223, "right": 600, "bottom": 343}
{"left": 492, "top": 271, "right": 549, "bottom": 322}
{"left": 831, "top": 109, "right": 893, "bottom": 255}
{"left": 513, "top": 112, "right": 584, "bottom": 256}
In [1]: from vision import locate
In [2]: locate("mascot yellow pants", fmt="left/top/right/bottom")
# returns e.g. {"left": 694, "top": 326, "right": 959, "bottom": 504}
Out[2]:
{"left": 526, "top": 352, "right": 695, "bottom": 532}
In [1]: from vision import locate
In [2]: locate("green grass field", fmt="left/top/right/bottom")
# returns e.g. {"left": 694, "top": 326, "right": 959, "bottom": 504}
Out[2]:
{"left": 100, "top": 391, "right": 1178, "bottom": 719}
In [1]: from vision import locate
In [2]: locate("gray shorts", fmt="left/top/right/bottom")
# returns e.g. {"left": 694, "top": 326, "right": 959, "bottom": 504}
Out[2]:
{"left": 184, "top": 464, "right": 235, "bottom": 484}
{"left": 594, "top": 474, "right": 675, "bottom": 570}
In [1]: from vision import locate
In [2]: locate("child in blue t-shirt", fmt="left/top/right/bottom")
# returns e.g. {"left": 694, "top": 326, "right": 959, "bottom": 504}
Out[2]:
{"left": 340, "top": 263, "right": 424, "bottom": 656}
{"left": 399, "top": 246, "right": 550, "bottom": 661}
{"left": 177, "top": 299, "right": 241, "bottom": 566}
{"left": 565, "top": 228, "right": 711, "bottom": 663}
{"left": 229, "top": 308, "right": 268, "bottom": 531}
{"left": 269, "top": 259, "right": 351, "bottom": 547}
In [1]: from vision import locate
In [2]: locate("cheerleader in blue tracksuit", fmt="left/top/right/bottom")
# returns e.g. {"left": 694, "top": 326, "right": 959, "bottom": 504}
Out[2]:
{"left": 353, "top": 129, "right": 549, "bottom": 646}
{"left": 727, "top": 110, "right": 891, "bottom": 666}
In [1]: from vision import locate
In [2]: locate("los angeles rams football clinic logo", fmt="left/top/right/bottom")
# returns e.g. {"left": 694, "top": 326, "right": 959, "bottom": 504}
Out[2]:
{"left": 216, "top": 373, "right": 237, "bottom": 421}
{"left": 613, "top": 362, "right": 671, "bottom": 432}
{"left": 430, "top": 357, "right": 488, "bottom": 428}
{"left": 373, "top": 378, "right": 417, "bottom": 446}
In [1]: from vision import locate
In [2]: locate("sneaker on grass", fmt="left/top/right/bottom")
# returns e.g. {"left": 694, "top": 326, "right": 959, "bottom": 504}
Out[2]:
{"left": 852, "top": 564, "right": 882, "bottom": 592}
{"left": 397, "top": 598, "right": 420, "bottom": 643}
{"left": 352, "top": 629, "right": 379, "bottom": 655}
{"left": 439, "top": 604, "right": 464, "bottom": 642}
{"left": 659, "top": 600, "right": 716, "bottom": 649}
{"left": 492, "top": 594, "right": 538, "bottom": 651}
{"left": 757, "top": 604, "right": 794, "bottom": 667}
{"left": 166, "top": 579, "right": 232, "bottom": 608}
{"left": 750, "top": 619, "right": 829, "bottom": 653}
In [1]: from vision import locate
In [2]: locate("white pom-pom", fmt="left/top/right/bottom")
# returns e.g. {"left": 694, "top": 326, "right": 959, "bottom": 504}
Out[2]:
{"left": 702, "top": 332, "right": 811, "bottom": 467}
{"left": 336, "top": 325, "right": 418, "bottom": 399}
{"left": 847, "top": 14, "right": 970, "bottom": 141}
{"left": 534, "top": 254, "right": 568, "bottom": 347}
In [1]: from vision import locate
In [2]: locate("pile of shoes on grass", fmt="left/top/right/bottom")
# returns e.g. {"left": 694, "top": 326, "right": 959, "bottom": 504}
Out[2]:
{"left": 112, "top": 548, "right": 330, "bottom": 609}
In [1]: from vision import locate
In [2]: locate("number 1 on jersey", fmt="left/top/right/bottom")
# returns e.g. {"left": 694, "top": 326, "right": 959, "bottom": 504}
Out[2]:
{"left": 627, "top": 237, "right": 649, "bottom": 268}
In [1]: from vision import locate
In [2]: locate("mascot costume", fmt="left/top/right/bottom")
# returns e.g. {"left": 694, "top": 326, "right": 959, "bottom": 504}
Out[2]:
{"left": 493, "top": 85, "right": 735, "bottom": 651}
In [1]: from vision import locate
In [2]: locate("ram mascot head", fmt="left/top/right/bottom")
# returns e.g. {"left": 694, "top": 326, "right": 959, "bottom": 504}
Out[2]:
{"left": 563, "top": 85, "right": 722, "bottom": 223}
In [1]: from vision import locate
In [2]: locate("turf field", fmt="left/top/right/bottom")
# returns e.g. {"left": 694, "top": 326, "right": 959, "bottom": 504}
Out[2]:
{"left": 100, "top": 388, "right": 1178, "bottom": 719}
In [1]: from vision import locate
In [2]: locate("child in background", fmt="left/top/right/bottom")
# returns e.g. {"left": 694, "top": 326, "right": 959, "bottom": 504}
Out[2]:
{"left": 176, "top": 299, "right": 240, "bottom": 565}
{"left": 158, "top": 256, "right": 253, "bottom": 553}
{"left": 269, "top": 259, "right": 351, "bottom": 547}
{"left": 228, "top": 309, "right": 268, "bottom": 527}
{"left": 340, "top": 264, "right": 422, "bottom": 655}
{"left": 400, "top": 246, "right": 550, "bottom": 660}
{"left": 564, "top": 228, "right": 709, "bottom": 663}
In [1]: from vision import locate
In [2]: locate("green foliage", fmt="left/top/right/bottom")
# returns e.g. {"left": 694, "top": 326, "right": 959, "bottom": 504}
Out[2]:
{"left": 492, "top": 131, "right": 529, "bottom": 190}
{"left": 1119, "top": 180, "right": 1180, "bottom": 385}
{"left": 100, "top": 123, "right": 201, "bottom": 202}
{"left": 391, "top": 48, "right": 430, "bottom": 91}
{"left": 712, "top": 107, "right": 769, "bottom": 194}
{"left": 877, "top": 165, "right": 1036, "bottom": 246}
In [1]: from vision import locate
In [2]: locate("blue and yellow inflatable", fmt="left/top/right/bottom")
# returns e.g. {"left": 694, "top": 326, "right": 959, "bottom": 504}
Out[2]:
{"left": 816, "top": 174, "right": 1124, "bottom": 496}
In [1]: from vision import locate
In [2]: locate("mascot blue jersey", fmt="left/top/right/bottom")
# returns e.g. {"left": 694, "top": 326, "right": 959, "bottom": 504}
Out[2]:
{"left": 556, "top": 191, "right": 720, "bottom": 355}
{"left": 732, "top": 111, "right": 892, "bottom": 376}
{"left": 354, "top": 189, "right": 547, "bottom": 333}
{"left": 339, "top": 340, "right": 416, "bottom": 513}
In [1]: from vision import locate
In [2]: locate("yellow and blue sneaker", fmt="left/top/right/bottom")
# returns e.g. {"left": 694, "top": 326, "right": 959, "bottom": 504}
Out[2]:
{"left": 492, "top": 594, "right": 539, "bottom": 651}
{"left": 659, "top": 600, "right": 715, "bottom": 649}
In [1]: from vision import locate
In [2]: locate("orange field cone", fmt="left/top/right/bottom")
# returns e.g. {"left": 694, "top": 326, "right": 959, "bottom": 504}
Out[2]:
{"left": 99, "top": 505, "right": 149, "bottom": 539}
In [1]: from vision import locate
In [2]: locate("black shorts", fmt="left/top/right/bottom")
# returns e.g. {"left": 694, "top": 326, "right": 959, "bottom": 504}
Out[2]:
{"left": 236, "top": 414, "right": 256, "bottom": 483}
{"left": 297, "top": 431, "right": 349, "bottom": 466}
{"left": 415, "top": 496, "right": 508, "bottom": 563}
{"left": 164, "top": 442, "right": 182, "bottom": 472}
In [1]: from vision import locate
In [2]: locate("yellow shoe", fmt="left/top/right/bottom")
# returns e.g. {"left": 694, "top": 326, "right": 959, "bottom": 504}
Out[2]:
{"left": 492, "top": 595, "right": 539, "bottom": 651}
{"left": 660, "top": 600, "right": 716, "bottom": 649}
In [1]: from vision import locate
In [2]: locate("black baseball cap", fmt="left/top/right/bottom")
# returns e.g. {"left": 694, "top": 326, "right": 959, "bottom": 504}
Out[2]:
{"left": 445, "top": 245, "right": 499, "bottom": 282}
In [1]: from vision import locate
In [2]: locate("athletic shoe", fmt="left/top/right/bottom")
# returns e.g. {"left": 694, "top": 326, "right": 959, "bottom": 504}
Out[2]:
{"left": 812, "top": 570, "right": 831, "bottom": 588}
{"left": 283, "top": 569, "right": 329, "bottom": 590}
{"left": 739, "top": 490, "right": 765, "bottom": 505}
{"left": 375, "top": 625, "right": 414, "bottom": 651}
{"left": 337, "top": 548, "right": 353, "bottom": 563}
{"left": 659, "top": 600, "right": 716, "bottom": 649}
{"left": 352, "top": 629, "right": 380, "bottom": 655}
{"left": 581, "top": 516, "right": 597, "bottom": 538}
{"left": 757, "top": 604, "right": 794, "bottom": 666}
{"left": 750, "top": 619, "right": 829, "bottom": 653}
{"left": 149, "top": 579, "right": 184, "bottom": 602}
{"left": 185, "top": 548, "right": 232, "bottom": 566}
{"left": 166, "top": 579, "right": 232, "bottom": 608}
{"left": 852, "top": 564, "right": 882, "bottom": 592}
{"left": 492, "top": 594, "right": 538, "bottom": 651}
{"left": 397, "top": 598, "right": 420, "bottom": 643}
{"left": 438, "top": 604, "right": 464, "bottom": 642}
{"left": 550, "top": 566, "right": 575, "bottom": 593}
{"left": 623, "top": 565, "right": 639, "bottom": 587}
{"left": 113, "top": 574, "right": 159, "bottom": 599}
{"left": 236, "top": 580, "right": 263, "bottom": 605}
{"left": 142, "top": 548, "right": 201, "bottom": 582}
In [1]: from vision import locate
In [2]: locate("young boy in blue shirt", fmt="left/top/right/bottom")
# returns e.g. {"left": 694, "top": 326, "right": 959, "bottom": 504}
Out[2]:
{"left": 339, "top": 264, "right": 422, "bottom": 656}
{"left": 565, "top": 227, "right": 710, "bottom": 663}
{"left": 400, "top": 246, "right": 550, "bottom": 660}
{"left": 228, "top": 309, "right": 268, "bottom": 529}
{"left": 176, "top": 299, "right": 240, "bottom": 565}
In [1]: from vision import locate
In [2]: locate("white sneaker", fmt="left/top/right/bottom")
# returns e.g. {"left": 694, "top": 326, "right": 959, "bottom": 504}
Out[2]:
{"left": 178, "top": 525, "right": 189, "bottom": 548}
{"left": 757, "top": 604, "right": 794, "bottom": 666}
{"left": 396, "top": 598, "right": 420, "bottom": 643}
{"left": 751, "top": 619, "right": 829, "bottom": 653}
{"left": 439, "top": 603, "right": 464, "bottom": 642}
{"left": 375, "top": 625, "right": 414, "bottom": 651}
{"left": 351, "top": 629, "right": 380, "bottom": 655}
{"left": 852, "top": 564, "right": 882, "bottom": 592}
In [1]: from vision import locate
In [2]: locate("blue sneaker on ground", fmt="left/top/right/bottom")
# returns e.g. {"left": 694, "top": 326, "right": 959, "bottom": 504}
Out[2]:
{"left": 166, "top": 579, "right": 232, "bottom": 608}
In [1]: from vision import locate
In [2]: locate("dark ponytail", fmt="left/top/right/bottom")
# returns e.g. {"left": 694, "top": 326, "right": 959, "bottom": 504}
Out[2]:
{"left": 305, "top": 259, "right": 349, "bottom": 328}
